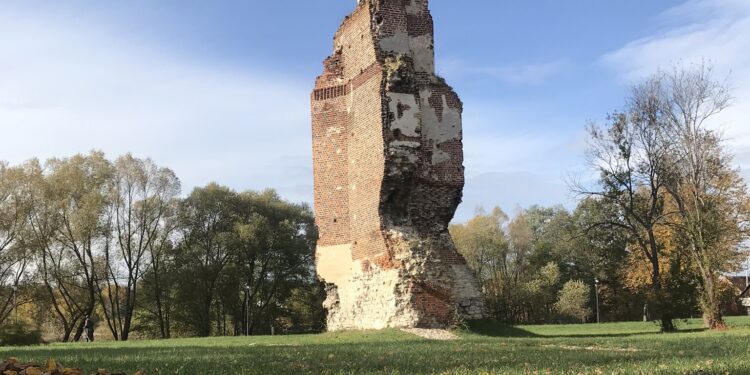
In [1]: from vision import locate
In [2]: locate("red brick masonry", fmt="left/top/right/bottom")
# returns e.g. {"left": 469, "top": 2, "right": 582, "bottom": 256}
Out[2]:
{"left": 312, "top": 0, "right": 484, "bottom": 330}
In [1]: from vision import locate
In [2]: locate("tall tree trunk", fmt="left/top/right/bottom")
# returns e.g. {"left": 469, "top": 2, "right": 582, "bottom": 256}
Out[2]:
{"left": 153, "top": 269, "right": 168, "bottom": 339}
{"left": 61, "top": 321, "right": 74, "bottom": 343}
{"left": 200, "top": 295, "right": 212, "bottom": 337}
{"left": 647, "top": 236, "right": 675, "bottom": 332}
{"left": 121, "top": 284, "right": 135, "bottom": 341}
{"left": 700, "top": 270, "right": 725, "bottom": 329}
{"left": 165, "top": 303, "right": 171, "bottom": 339}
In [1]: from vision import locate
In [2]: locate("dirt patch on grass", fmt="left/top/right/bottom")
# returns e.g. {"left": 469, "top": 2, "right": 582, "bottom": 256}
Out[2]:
{"left": 401, "top": 328, "right": 458, "bottom": 341}
{"left": 541, "top": 344, "right": 642, "bottom": 352}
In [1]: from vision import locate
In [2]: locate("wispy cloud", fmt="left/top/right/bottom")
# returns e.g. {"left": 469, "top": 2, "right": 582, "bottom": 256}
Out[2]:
{"left": 0, "top": 6, "right": 313, "bottom": 203}
{"left": 450, "top": 100, "right": 587, "bottom": 222}
{"left": 600, "top": 0, "right": 750, "bottom": 171}
{"left": 439, "top": 58, "right": 570, "bottom": 86}
{"left": 457, "top": 171, "right": 574, "bottom": 222}
{"left": 461, "top": 96, "right": 589, "bottom": 173}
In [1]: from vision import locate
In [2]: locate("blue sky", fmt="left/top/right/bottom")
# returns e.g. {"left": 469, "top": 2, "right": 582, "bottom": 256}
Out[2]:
{"left": 2, "top": 0, "right": 750, "bottom": 225}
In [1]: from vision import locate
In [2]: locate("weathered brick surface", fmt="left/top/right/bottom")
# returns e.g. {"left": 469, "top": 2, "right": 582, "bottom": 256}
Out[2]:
{"left": 312, "top": 0, "right": 484, "bottom": 331}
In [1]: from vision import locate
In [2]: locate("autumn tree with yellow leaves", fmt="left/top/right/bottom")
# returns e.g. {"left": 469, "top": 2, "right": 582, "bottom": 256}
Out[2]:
{"left": 581, "top": 62, "right": 750, "bottom": 330}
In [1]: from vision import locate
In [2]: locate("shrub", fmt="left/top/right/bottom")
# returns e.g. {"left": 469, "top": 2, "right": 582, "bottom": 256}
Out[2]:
{"left": 0, "top": 322, "right": 43, "bottom": 346}
{"left": 554, "top": 280, "right": 592, "bottom": 323}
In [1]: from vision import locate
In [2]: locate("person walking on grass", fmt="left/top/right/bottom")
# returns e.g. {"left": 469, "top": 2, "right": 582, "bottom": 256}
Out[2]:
{"left": 83, "top": 315, "right": 94, "bottom": 342}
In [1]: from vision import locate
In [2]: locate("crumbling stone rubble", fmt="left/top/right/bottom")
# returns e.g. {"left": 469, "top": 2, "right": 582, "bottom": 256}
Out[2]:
{"left": 311, "top": 0, "right": 484, "bottom": 331}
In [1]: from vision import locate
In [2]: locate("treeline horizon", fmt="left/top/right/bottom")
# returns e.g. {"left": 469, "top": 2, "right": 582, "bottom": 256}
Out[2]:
{"left": 0, "top": 152, "right": 324, "bottom": 342}
{"left": 1, "top": 62, "right": 749, "bottom": 342}
{"left": 450, "top": 62, "right": 750, "bottom": 332}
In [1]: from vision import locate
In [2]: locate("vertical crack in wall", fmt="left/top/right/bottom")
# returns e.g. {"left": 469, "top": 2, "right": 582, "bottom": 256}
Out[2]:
{"left": 311, "top": 0, "right": 484, "bottom": 331}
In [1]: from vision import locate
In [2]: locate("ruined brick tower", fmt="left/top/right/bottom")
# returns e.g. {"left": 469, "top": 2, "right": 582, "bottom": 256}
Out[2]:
{"left": 311, "top": 0, "right": 484, "bottom": 330}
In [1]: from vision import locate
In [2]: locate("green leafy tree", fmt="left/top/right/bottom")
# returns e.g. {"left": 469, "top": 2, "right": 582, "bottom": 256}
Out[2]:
{"left": 0, "top": 162, "right": 32, "bottom": 325}
{"left": 172, "top": 184, "right": 238, "bottom": 337}
{"left": 25, "top": 153, "right": 112, "bottom": 341}
{"left": 452, "top": 208, "right": 562, "bottom": 324}
{"left": 135, "top": 240, "right": 178, "bottom": 338}
{"left": 554, "top": 280, "right": 592, "bottom": 323}
{"left": 575, "top": 74, "right": 682, "bottom": 331}
{"left": 570, "top": 198, "right": 650, "bottom": 322}
{"left": 230, "top": 190, "right": 319, "bottom": 335}
{"left": 450, "top": 207, "right": 508, "bottom": 283}
{"left": 169, "top": 185, "right": 321, "bottom": 337}
{"left": 98, "top": 154, "right": 180, "bottom": 341}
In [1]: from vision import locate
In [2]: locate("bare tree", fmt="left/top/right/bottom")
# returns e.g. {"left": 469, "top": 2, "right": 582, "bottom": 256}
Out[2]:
{"left": 658, "top": 62, "right": 750, "bottom": 329}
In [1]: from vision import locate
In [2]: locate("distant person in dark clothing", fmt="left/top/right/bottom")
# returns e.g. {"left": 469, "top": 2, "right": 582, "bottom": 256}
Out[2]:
{"left": 84, "top": 315, "right": 94, "bottom": 342}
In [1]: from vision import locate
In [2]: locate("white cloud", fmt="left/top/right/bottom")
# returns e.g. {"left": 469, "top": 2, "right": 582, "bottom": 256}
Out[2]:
{"left": 601, "top": 0, "right": 750, "bottom": 172}
{"left": 460, "top": 98, "right": 588, "bottom": 177}
{"left": 475, "top": 60, "right": 570, "bottom": 86}
{"left": 450, "top": 100, "right": 588, "bottom": 221}
{"left": 456, "top": 171, "right": 574, "bottom": 223}
{"left": 439, "top": 58, "right": 570, "bottom": 86}
{"left": 463, "top": 131, "right": 578, "bottom": 178}
{"left": 0, "top": 3, "right": 586, "bottom": 218}
{"left": 0, "top": 6, "right": 313, "bottom": 204}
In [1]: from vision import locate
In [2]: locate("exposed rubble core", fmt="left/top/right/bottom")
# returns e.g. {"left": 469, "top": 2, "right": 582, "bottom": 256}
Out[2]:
{"left": 311, "top": 0, "right": 484, "bottom": 331}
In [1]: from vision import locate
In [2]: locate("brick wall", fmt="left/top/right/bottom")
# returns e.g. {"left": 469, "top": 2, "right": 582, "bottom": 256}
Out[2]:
{"left": 312, "top": 0, "right": 485, "bottom": 330}
{"left": 311, "top": 95, "right": 351, "bottom": 247}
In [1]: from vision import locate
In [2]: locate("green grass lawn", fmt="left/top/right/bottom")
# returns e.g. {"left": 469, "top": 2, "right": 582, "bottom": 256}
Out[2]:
{"left": 1, "top": 317, "right": 749, "bottom": 374}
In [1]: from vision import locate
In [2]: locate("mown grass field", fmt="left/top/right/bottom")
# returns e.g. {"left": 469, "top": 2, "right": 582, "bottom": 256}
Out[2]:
{"left": 1, "top": 317, "right": 749, "bottom": 374}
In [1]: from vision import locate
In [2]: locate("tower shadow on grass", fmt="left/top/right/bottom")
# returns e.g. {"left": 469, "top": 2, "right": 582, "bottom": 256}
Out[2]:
{"left": 463, "top": 319, "right": 707, "bottom": 338}
{"left": 463, "top": 320, "right": 541, "bottom": 338}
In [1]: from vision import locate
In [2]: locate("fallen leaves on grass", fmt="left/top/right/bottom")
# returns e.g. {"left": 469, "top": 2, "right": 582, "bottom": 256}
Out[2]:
{"left": 0, "top": 358, "right": 145, "bottom": 375}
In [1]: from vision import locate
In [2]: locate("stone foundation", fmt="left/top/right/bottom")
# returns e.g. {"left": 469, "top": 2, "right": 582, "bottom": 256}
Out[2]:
{"left": 320, "top": 229, "right": 483, "bottom": 330}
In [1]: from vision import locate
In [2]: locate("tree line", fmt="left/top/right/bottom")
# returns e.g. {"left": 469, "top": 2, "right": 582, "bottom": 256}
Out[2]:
{"left": 0, "top": 153, "right": 323, "bottom": 341}
{"left": 1, "top": 62, "right": 748, "bottom": 341}
{"left": 451, "top": 63, "right": 750, "bottom": 331}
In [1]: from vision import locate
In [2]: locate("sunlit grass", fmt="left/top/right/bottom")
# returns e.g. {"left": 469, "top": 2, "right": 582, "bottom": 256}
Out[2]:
{"left": 1, "top": 317, "right": 749, "bottom": 374}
